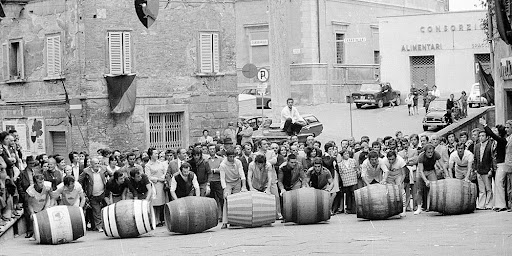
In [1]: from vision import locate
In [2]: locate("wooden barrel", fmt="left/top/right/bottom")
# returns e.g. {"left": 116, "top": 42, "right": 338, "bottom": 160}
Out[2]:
{"left": 428, "top": 179, "right": 477, "bottom": 215}
{"left": 102, "top": 200, "right": 156, "bottom": 238}
{"left": 164, "top": 197, "right": 218, "bottom": 234}
{"left": 227, "top": 191, "right": 276, "bottom": 227}
{"left": 33, "top": 205, "right": 86, "bottom": 244}
{"left": 282, "top": 188, "right": 330, "bottom": 224}
{"left": 355, "top": 184, "right": 403, "bottom": 220}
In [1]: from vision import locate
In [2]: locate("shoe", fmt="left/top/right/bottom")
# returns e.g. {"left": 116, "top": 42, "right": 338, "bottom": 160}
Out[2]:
{"left": 494, "top": 208, "right": 507, "bottom": 212}
{"left": 25, "top": 232, "right": 33, "bottom": 238}
{"left": 399, "top": 212, "right": 406, "bottom": 218}
{"left": 97, "top": 228, "right": 104, "bottom": 233}
{"left": 156, "top": 222, "right": 164, "bottom": 227}
{"left": 221, "top": 224, "right": 228, "bottom": 229}
{"left": 29, "top": 237, "right": 36, "bottom": 241}
{"left": 508, "top": 209, "right": 512, "bottom": 212}
{"left": 414, "top": 208, "right": 422, "bottom": 215}
{"left": 276, "top": 214, "right": 283, "bottom": 220}
{"left": 406, "top": 207, "right": 412, "bottom": 212}
{"left": 330, "top": 211, "right": 335, "bottom": 216}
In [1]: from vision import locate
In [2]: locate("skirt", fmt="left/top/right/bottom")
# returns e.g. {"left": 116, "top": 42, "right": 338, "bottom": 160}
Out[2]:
{"left": 329, "top": 171, "right": 340, "bottom": 194}
{"left": 152, "top": 181, "right": 166, "bottom": 206}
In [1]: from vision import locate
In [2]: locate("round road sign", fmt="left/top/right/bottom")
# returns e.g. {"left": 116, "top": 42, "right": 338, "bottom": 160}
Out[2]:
{"left": 257, "top": 68, "right": 269, "bottom": 82}
{"left": 242, "top": 63, "right": 258, "bottom": 79}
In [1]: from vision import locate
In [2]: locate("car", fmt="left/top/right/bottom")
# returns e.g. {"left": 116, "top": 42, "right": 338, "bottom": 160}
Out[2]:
{"left": 351, "top": 83, "right": 401, "bottom": 109}
{"left": 239, "top": 115, "right": 271, "bottom": 131}
{"left": 251, "top": 114, "right": 323, "bottom": 143}
{"left": 240, "top": 88, "right": 272, "bottom": 109}
{"left": 422, "top": 100, "right": 450, "bottom": 131}
{"left": 467, "top": 83, "right": 488, "bottom": 108}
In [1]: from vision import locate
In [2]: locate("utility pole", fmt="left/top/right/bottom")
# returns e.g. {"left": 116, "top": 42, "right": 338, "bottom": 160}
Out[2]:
{"left": 268, "top": 0, "right": 291, "bottom": 123}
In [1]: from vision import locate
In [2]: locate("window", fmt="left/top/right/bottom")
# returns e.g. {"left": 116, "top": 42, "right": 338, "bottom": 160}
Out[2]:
{"left": 1, "top": 39, "right": 25, "bottom": 81}
{"left": 148, "top": 112, "right": 184, "bottom": 150}
{"left": 108, "top": 31, "right": 132, "bottom": 75}
{"left": 50, "top": 131, "right": 67, "bottom": 157}
{"left": 374, "top": 51, "right": 380, "bottom": 64}
{"left": 199, "top": 32, "right": 220, "bottom": 73}
{"left": 46, "top": 35, "right": 62, "bottom": 78}
{"left": 335, "top": 33, "right": 345, "bottom": 64}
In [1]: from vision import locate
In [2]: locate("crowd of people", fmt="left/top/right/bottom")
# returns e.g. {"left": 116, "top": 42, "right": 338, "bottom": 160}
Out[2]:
{"left": 0, "top": 98, "right": 511, "bottom": 241}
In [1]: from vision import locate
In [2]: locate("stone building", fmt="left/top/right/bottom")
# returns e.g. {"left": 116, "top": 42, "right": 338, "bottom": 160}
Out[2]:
{"left": 235, "top": 0, "right": 448, "bottom": 105}
{"left": 0, "top": 0, "right": 237, "bottom": 157}
{"left": 379, "top": 10, "right": 490, "bottom": 97}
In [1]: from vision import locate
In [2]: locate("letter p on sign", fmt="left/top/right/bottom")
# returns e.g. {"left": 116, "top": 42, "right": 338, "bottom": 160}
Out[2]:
{"left": 257, "top": 68, "right": 269, "bottom": 82}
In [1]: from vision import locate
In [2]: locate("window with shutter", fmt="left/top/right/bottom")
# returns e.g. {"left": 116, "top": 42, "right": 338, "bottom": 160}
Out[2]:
{"left": 7, "top": 39, "right": 24, "bottom": 81}
{"left": 199, "top": 32, "right": 220, "bottom": 73}
{"left": 1, "top": 43, "right": 7, "bottom": 81}
{"left": 108, "top": 31, "right": 132, "bottom": 75}
{"left": 46, "top": 35, "right": 62, "bottom": 78}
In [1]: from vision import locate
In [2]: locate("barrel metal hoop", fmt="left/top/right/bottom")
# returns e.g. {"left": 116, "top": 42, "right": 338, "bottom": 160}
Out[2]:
{"left": 141, "top": 200, "right": 150, "bottom": 234}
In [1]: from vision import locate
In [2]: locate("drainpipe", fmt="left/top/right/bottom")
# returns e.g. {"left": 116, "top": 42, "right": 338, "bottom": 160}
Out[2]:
{"left": 317, "top": 0, "right": 321, "bottom": 63}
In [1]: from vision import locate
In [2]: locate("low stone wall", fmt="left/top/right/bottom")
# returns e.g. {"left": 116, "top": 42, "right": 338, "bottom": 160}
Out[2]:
{"left": 434, "top": 106, "right": 495, "bottom": 138}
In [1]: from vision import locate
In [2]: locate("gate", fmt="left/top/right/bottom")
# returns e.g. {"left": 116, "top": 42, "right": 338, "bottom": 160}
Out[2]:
{"left": 410, "top": 56, "right": 435, "bottom": 94}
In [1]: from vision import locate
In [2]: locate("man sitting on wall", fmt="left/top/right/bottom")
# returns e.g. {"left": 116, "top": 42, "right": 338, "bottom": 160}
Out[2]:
{"left": 280, "top": 98, "right": 306, "bottom": 136}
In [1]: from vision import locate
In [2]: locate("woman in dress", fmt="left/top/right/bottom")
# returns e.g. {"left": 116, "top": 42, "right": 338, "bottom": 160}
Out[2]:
{"left": 144, "top": 148, "right": 167, "bottom": 227}
{"left": 338, "top": 149, "right": 358, "bottom": 214}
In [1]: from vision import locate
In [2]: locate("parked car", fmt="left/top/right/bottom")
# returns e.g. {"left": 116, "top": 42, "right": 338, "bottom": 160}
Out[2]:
{"left": 240, "top": 88, "right": 272, "bottom": 109}
{"left": 422, "top": 100, "right": 450, "bottom": 131}
{"left": 467, "top": 83, "right": 488, "bottom": 108}
{"left": 239, "top": 115, "right": 271, "bottom": 131}
{"left": 251, "top": 114, "right": 323, "bottom": 143}
{"left": 352, "top": 83, "right": 401, "bottom": 108}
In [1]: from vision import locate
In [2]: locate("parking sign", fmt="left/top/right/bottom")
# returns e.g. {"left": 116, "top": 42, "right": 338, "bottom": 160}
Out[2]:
{"left": 257, "top": 68, "right": 269, "bottom": 82}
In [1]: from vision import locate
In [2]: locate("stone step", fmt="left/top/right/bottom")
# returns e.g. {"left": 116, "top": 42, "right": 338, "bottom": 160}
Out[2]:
{"left": 0, "top": 209, "right": 28, "bottom": 244}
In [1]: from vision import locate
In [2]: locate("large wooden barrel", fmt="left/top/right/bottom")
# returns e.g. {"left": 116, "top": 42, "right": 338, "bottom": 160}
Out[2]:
{"left": 164, "top": 196, "right": 218, "bottom": 234}
{"left": 282, "top": 188, "right": 330, "bottom": 224}
{"left": 355, "top": 184, "right": 403, "bottom": 220}
{"left": 102, "top": 200, "right": 156, "bottom": 238}
{"left": 428, "top": 179, "right": 477, "bottom": 215}
{"left": 33, "top": 205, "right": 86, "bottom": 244}
{"left": 227, "top": 191, "right": 276, "bottom": 227}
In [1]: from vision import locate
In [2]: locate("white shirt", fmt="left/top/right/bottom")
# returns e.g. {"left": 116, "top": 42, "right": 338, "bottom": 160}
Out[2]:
{"left": 280, "top": 106, "right": 305, "bottom": 129}
{"left": 170, "top": 173, "right": 199, "bottom": 192}
{"left": 449, "top": 150, "right": 474, "bottom": 173}
{"left": 91, "top": 171, "right": 105, "bottom": 196}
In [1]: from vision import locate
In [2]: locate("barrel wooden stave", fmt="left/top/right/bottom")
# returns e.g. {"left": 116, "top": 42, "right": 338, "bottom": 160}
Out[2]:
{"left": 355, "top": 184, "right": 403, "bottom": 220}
{"left": 227, "top": 191, "right": 276, "bottom": 227}
{"left": 33, "top": 205, "right": 86, "bottom": 244}
{"left": 428, "top": 179, "right": 477, "bottom": 215}
{"left": 282, "top": 188, "right": 330, "bottom": 225}
{"left": 164, "top": 196, "right": 218, "bottom": 234}
{"left": 102, "top": 200, "right": 156, "bottom": 238}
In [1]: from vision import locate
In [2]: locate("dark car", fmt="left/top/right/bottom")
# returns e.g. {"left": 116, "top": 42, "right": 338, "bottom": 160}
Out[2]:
{"left": 240, "top": 88, "right": 272, "bottom": 109}
{"left": 422, "top": 100, "right": 450, "bottom": 131}
{"left": 352, "top": 83, "right": 401, "bottom": 108}
{"left": 251, "top": 114, "right": 323, "bottom": 143}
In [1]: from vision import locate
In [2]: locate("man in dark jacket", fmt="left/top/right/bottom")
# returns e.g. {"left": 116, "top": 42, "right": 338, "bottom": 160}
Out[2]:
{"left": 473, "top": 130, "right": 494, "bottom": 210}
{"left": 78, "top": 157, "right": 108, "bottom": 232}
{"left": 17, "top": 156, "right": 40, "bottom": 238}
{"left": 188, "top": 148, "right": 211, "bottom": 197}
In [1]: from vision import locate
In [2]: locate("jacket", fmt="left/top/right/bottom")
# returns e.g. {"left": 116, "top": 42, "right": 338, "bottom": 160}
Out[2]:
{"left": 78, "top": 166, "right": 108, "bottom": 197}
{"left": 473, "top": 141, "right": 494, "bottom": 175}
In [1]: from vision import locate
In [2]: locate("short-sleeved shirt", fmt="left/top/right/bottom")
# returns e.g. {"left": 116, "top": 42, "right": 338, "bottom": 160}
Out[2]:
{"left": 53, "top": 182, "right": 84, "bottom": 207}
{"left": 418, "top": 151, "right": 441, "bottom": 171}
{"left": 384, "top": 155, "right": 407, "bottom": 178}
{"left": 26, "top": 184, "right": 51, "bottom": 213}
{"left": 128, "top": 174, "right": 150, "bottom": 199}
{"left": 306, "top": 167, "right": 332, "bottom": 190}
{"left": 105, "top": 179, "right": 129, "bottom": 197}
{"left": 361, "top": 158, "right": 389, "bottom": 183}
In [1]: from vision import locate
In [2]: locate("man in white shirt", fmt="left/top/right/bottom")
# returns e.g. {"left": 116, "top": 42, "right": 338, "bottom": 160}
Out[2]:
{"left": 448, "top": 142, "right": 474, "bottom": 181}
{"left": 431, "top": 85, "right": 441, "bottom": 98}
{"left": 360, "top": 151, "right": 390, "bottom": 186}
{"left": 280, "top": 98, "right": 306, "bottom": 136}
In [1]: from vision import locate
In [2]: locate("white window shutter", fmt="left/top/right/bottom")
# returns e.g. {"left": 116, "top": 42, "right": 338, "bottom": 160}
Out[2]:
{"left": 199, "top": 33, "right": 213, "bottom": 73}
{"left": 212, "top": 33, "right": 220, "bottom": 73}
{"left": 1, "top": 43, "right": 8, "bottom": 81}
{"left": 108, "top": 32, "right": 123, "bottom": 75}
{"left": 53, "top": 36, "right": 61, "bottom": 76}
{"left": 46, "top": 37, "right": 55, "bottom": 77}
{"left": 18, "top": 40, "right": 24, "bottom": 79}
{"left": 122, "top": 32, "right": 131, "bottom": 74}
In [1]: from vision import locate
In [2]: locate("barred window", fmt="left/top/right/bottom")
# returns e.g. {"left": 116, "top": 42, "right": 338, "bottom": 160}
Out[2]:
{"left": 335, "top": 33, "right": 345, "bottom": 64}
{"left": 148, "top": 112, "right": 184, "bottom": 150}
